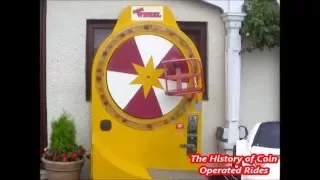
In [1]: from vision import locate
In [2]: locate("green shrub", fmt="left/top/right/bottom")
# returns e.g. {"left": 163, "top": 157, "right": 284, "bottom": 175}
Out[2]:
{"left": 50, "top": 111, "right": 77, "bottom": 154}
{"left": 240, "top": 0, "right": 280, "bottom": 53}
{"left": 43, "top": 111, "right": 86, "bottom": 162}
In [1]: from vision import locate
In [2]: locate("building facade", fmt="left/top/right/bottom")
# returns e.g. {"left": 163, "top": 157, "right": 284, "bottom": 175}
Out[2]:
{"left": 40, "top": 0, "right": 279, "bottom": 178}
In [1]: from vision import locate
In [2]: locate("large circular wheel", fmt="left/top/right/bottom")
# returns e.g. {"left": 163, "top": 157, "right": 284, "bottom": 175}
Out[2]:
{"left": 95, "top": 24, "right": 198, "bottom": 130}
{"left": 107, "top": 34, "right": 189, "bottom": 119}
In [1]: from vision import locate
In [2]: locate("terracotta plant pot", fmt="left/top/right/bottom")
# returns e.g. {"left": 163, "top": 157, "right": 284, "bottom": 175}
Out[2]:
{"left": 41, "top": 157, "right": 85, "bottom": 180}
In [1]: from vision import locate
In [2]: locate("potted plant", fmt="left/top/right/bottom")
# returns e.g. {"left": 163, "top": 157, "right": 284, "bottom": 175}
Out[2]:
{"left": 41, "top": 111, "right": 86, "bottom": 180}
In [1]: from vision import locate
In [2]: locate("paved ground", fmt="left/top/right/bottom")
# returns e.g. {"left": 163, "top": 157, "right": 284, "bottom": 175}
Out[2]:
{"left": 40, "top": 169, "right": 209, "bottom": 180}
{"left": 148, "top": 169, "right": 207, "bottom": 180}
{"left": 40, "top": 169, "right": 47, "bottom": 180}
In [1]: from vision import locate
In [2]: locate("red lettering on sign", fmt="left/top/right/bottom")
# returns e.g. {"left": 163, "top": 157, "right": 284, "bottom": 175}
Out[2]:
{"left": 132, "top": 8, "right": 162, "bottom": 18}
{"left": 176, "top": 123, "right": 184, "bottom": 129}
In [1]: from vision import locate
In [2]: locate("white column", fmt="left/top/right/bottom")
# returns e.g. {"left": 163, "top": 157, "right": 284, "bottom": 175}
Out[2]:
{"left": 221, "top": 13, "right": 246, "bottom": 146}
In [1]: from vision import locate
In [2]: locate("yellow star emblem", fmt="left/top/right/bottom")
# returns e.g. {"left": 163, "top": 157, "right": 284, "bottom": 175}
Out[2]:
{"left": 130, "top": 56, "right": 165, "bottom": 98}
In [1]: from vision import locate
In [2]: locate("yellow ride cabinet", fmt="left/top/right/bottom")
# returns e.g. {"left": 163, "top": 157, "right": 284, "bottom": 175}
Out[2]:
{"left": 91, "top": 5, "right": 205, "bottom": 179}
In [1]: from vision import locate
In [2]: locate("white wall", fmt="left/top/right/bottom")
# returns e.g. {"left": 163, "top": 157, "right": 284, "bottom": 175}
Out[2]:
{"left": 240, "top": 48, "right": 280, "bottom": 131}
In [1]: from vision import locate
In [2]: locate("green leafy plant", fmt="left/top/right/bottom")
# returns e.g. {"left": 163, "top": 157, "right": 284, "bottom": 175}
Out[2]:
{"left": 240, "top": 0, "right": 280, "bottom": 53}
{"left": 43, "top": 111, "right": 86, "bottom": 162}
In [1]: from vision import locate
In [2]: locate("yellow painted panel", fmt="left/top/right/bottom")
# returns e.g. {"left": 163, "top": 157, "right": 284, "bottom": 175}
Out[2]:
{"left": 91, "top": 5, "right": 203, "bottom": 179}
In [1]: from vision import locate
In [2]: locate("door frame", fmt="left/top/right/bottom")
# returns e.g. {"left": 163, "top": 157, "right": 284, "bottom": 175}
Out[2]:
{"left": 40, "top": 0, "right": 47, "bottom": 167}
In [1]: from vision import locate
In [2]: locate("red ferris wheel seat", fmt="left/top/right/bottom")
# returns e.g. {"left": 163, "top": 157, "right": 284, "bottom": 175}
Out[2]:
{"left": 160, "top": 58, "right": 204, "bottom": 97}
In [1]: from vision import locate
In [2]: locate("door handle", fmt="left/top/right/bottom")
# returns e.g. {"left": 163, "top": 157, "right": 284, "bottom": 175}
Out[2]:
{"left": 180, "top": 144, "right": 196, "bottom": 150}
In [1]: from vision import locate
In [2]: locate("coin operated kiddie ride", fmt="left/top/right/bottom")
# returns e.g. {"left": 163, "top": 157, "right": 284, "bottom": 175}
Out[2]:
{"left": 91, "top": 5, "right": 205, "bottom": 179}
